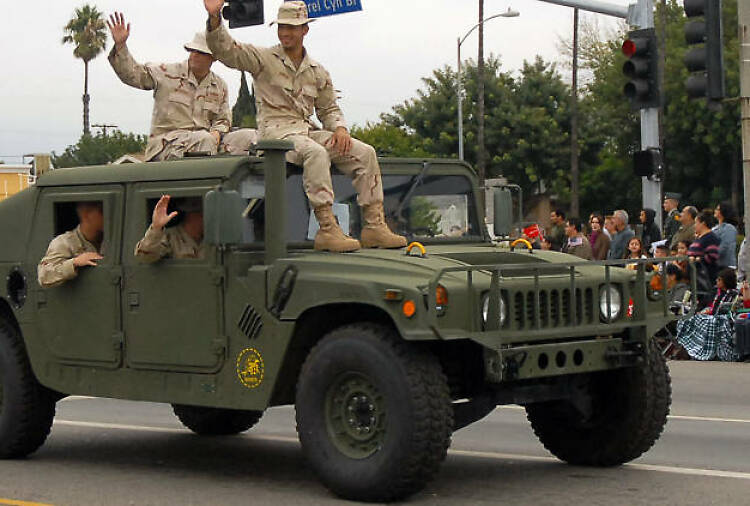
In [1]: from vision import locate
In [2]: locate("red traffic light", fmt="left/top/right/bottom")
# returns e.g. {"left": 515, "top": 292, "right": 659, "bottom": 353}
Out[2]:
{"left": 622, "top": 39, "right": 637, "bottom": 58}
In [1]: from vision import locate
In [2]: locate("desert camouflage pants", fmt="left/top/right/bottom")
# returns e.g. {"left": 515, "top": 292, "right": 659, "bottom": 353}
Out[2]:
{"left": 147, "top": 129, "right": 259, "bottom": 161}
{"left": 284, "top": 130, "right": 384, "bottom": 208}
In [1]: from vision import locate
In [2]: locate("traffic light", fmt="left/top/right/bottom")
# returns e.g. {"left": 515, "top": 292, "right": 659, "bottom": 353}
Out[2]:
{"left": 222, "top": 0, "right": 264, "bottom": 28}
{"left": 683, "top": 0, "right": 725, "bottom": 102}
{"left": 621, "top": 28, "right": 660, "bottom": 110}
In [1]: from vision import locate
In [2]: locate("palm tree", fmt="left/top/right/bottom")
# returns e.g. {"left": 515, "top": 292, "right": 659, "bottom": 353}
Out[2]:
{"left": 62, "top": 5, "right": 108, "bottom": 136}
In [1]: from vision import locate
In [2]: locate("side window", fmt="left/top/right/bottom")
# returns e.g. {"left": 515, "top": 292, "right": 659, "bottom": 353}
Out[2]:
{"left": 52, "top": 200, "right": 105, "bottom": 247}
{"left": 137, "top": 193, "right": 207, "bottom": 262}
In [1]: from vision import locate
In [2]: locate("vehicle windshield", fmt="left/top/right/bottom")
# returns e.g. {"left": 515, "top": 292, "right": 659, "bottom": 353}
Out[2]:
{"left": 235, "top": 168, "right": 483, "bottom": 246}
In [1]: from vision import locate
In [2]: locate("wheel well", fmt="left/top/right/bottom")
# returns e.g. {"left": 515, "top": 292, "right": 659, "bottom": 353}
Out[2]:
{"left": 269, "top": 303, "right": 397, "bottom": 406}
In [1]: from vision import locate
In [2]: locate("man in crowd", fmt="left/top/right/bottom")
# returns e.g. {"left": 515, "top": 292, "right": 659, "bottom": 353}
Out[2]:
{"left": 38, "top": 202, "right": 104, "bottom": 288}
{"left": 107, "top": 13, "right": 257, "bottom": 161}
{"left": 562, "top": 217, "right": 593, "bottom": 260}
{"left": 670, "top": 205, "right": 697, "bottom": 250}
{"left": 202, "top": 0, "right": 405, "bottom": 252}
{"left": 135, "top": 195, "right": 205, "bottom": 262}
{"left": 689, "top": 210, "right": 721, "bottom": 287}
{"left": 607, "top": 209, "right": 634, "bottom": 260}
{"left": 548, "top": 209, "right": 567, "bottom": 252}
{"left": 662, "top": 192, "right": 681, "bottom": 244}
{"left": 603, "top": 215, "right": 615, "bottom": 240}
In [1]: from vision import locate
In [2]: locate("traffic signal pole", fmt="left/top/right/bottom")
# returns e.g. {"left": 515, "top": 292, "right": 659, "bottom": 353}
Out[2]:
{"left": 538, "top": 0, "right": 662, "bottom": 228}
{"left": 741, "top": 1, "right": 750, "bottom": 238}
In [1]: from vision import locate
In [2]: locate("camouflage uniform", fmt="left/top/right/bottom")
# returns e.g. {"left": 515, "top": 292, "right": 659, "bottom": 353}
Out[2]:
{"left": 37, "top": 226, "right": 102, "bottom": 288}
{"left": 134, "top": 225, "right": 205, "bottom": 262}
{"left": 206, "top": 24, "right": 383, "bottom": 208}
{"left": 108, "top": 45, "right": 257, "bottom": 161}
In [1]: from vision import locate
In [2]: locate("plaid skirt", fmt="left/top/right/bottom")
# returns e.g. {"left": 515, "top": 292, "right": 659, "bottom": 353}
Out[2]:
{"left": 676, "top": 314, "right": 740, "bottom": 361}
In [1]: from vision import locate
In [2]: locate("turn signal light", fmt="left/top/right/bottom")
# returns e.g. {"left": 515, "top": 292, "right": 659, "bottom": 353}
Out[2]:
{"left": 436, "top": 285, "right": 449, "bottom": 307}
{"left": 402, "top": 300, "right": 416, "bottom": 318}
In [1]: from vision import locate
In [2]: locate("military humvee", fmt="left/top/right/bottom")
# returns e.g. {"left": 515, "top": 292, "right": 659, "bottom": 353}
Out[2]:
{"left": 0, "top": 141, "right": 676, "bottom": 502}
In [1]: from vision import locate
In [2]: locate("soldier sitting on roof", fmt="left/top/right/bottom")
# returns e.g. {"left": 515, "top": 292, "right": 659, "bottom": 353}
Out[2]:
{"left": 38, "top": 202, "right": 104, "bottom": 288}
{"left": 135, "top": 195, "right": 205, "bottom": 262}
{"left": 107, "top": 12, "right": 257, "bottom": 161}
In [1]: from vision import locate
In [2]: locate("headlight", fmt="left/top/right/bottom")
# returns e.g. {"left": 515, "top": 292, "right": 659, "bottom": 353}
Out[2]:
{"left": 482, "top": 292, "right": 507, "bottom": 329}
{"left": 599, "top": 286, "right": 622, "bottom": 321}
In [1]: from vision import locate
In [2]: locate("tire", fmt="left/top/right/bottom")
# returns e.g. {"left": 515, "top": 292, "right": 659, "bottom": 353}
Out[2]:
{"left": 171, "top": 405, "right": 263, "bottom": 435}
{"left": 295, "top": 323, "right": 453, "bottom": 502}
{"left": 0, "top": 319, "right": 56, "bottom": 458}
{"left": 526, "top": 340, "right": 671, "bottom": 466}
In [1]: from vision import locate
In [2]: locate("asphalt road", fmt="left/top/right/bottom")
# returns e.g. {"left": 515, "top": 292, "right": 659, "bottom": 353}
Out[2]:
{"left": 1, "top": 361, "right": 748, "bottom": 506}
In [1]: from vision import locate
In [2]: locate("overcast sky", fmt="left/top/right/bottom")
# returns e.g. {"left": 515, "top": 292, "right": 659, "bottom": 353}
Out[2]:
{"left": 0, "top": 0, "right": 632, "bottom": 163}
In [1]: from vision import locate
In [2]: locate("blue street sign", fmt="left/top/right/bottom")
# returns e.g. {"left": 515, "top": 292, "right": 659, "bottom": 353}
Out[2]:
{"left": 304, "top": 0, "right": 363, "bottom": 18}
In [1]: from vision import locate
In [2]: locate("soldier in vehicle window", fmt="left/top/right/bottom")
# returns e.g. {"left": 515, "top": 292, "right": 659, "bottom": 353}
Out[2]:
{"left": 106, "top": 12, "right": 257, "bottom": 161}
{"left": 135, "top": 196, "right": 205, "bottom": 262}
{"left": 37, "top": 202, "right": 104, "bottom": 288}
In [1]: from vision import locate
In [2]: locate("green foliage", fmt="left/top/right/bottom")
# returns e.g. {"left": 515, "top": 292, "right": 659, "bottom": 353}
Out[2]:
{"left": 350, "top": 123, "right": 431, "bottom": 158}
{"left": 52, "top": 131, "right": 148, "bottom": 168}
{"left": 62, "top": 4, "right": 107, "bottom": 63}
{"left": 408, "top": 197, "right": 442, "bottom": 236}
{"left": 232, "top": 72, "right": 257, "bottom": 128}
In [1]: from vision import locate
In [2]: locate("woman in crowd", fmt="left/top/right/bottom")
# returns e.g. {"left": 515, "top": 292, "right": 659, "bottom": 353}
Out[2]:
{"left": 713, "top": 201, "right": 738, "bottom": 269}
{"left": 676, "top": 268, "right": 741, "bottom": 361}
{"left": 689, "top": 211, "right": 721, "bottom": 303}
{"left": 639, "top": 208, "right": 661, "bottom": 252}
{"left": 588, "top": 213, "right": 610, "bottom": 260}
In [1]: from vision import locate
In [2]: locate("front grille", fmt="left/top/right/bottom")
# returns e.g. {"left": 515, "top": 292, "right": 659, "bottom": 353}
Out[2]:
{"left": 512, "top": 287, "right": 596, "bottom": 330}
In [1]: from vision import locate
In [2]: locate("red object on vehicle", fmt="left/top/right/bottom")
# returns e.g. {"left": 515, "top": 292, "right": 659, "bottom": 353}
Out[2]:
{"left": 627, "top": 298, "right": 634, "bottom": 317}
{"left": 523, "top": 224, "right": 541, "bottom": 239}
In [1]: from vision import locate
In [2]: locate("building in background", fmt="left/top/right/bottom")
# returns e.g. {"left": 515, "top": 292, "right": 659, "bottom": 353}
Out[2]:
{"left": 0, "top": 154, "right": 52, "bottom": 202}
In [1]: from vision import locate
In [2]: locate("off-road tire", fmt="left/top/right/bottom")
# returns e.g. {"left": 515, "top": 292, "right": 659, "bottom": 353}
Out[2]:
{"left": 0, "top": 319, "right": 56, "bottom": 458}
{"left": 526, "top": 340, "right": 671, "bottom": 466}
{"left": 171, "top": 405, "right": 263, "bottom": 435}
{"left": 295, "top": 323, "right": 453, "bottom": 502}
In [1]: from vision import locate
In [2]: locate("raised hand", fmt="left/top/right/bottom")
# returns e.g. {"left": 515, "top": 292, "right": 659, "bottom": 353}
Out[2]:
{"left": 204, "top": 0, "right": 225, "bottom": 17}
{"left": 107, "top": 12, "right": 130, "bottom": 49}
{"left": 73, "top": 252, "right": 104, "bottom": 268}
{"left": 152, "top": 195, "right": 178, "bottom": 231}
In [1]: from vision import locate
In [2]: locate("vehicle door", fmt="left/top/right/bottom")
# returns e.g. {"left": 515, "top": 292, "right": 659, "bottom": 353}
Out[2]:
{"left": 30, "top": 186, "right": 124, "bottom": 367}
{"left": 122, "top": 181, "right": 225, "bottom": 372}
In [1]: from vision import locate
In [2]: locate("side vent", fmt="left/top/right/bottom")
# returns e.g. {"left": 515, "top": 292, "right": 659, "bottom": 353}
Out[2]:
{"left": 238, "top": 305, "right": 263, "bottom": 340}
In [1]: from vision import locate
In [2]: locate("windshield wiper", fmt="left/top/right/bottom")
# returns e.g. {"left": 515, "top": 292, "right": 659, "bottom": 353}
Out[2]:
{"left": 395, "top": 161, "right": 431, "bottom": 224}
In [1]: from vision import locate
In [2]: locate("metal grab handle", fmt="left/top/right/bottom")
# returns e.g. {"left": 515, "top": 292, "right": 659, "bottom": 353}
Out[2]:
{"left": 510, "top": 238, "right": 533, "bottom": 252}
{"left": 404, "top": 242, "right": 428, "bottom": 258}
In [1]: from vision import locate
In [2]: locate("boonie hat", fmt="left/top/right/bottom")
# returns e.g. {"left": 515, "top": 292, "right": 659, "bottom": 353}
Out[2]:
{"left": 184, "top": 32, "right": 213, "bottom": 56}
{"left": 270, "top": 1, "right": 315, "bottom": 26}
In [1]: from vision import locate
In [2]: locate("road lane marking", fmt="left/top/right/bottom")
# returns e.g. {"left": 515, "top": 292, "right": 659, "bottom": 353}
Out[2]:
{"left": 0, "top": 499, "right": 53, "bottom": 506}
{"left": 53, "top": 419, "right": 750, "bottom": 481}
{"left": 495, "top": 405, "right": 750, "bottom": 424}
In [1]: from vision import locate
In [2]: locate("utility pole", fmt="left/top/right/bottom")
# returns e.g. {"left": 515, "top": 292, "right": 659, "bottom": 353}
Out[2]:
{"left": 740, "top": 0, "right": 750, "bottom": 238}
{"left": 477, "top": 0, "right": 487, "bottom": 185}
{"left": 570, "top": 8, "right": 580, "bottom": 218}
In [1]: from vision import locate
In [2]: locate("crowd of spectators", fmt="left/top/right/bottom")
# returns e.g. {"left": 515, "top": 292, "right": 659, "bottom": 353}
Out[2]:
{"left": 520, "top": 194, "right": 748, "bottom": 362}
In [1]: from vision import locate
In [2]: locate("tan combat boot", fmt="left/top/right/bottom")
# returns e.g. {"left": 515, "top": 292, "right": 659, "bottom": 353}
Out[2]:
{"left": 313, "top": 204, "right": 361, "bottom": 252}
{"left": 360, "top": 202, "right": 408, "bottom": 249}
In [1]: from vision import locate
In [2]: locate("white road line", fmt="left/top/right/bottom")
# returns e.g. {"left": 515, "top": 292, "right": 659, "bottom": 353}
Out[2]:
{"left": 495, "top": 405, "right": 750, "bottom": 424}
{"left": 53, "top": 419, "right": 750, "bottom": 481}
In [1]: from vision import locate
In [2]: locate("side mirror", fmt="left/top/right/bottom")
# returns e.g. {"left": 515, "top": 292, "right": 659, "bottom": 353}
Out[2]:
{"left": 204, "top": 189, "right": 246, "bottom": 246}
{"left": 493, "top": 188, "right": 513, "bottom": 238}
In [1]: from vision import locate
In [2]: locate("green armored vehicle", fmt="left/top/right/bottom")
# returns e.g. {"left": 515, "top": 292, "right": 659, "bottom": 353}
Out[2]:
{"left": 0, "top": 141, "right": 675, "bottom": 502}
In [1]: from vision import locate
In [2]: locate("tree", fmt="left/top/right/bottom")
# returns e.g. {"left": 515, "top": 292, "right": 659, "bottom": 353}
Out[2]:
{"left": 62, "top": 5, "right": 108, "bottom": 136}
{"left": 232, "top": 72, "right": 257, "bottom": 128}
{"left": 349, "top": 123, "right": 431, "bottom": 158}
{"left": 52, "top": 131, "right": 148, "bottom": 168}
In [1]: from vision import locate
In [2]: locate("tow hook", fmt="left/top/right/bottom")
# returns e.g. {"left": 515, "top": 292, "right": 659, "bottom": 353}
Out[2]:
{"left": 502, "top": 351, "right": 528, "bottom": 380}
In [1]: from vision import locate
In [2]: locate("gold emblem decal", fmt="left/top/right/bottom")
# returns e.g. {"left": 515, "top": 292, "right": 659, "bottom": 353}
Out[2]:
{"left": 236, "top": 348, "right": 265, "bottom": 389}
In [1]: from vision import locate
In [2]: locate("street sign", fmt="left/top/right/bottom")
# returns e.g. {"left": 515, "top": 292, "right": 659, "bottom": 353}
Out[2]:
{"left": 305, "top": 0, "right": 363, "bottom": 19}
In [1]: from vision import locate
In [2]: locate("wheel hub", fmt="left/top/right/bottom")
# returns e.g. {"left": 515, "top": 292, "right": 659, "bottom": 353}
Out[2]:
{"left": 325, "top": 373, "right": 385, "bottom": 459}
